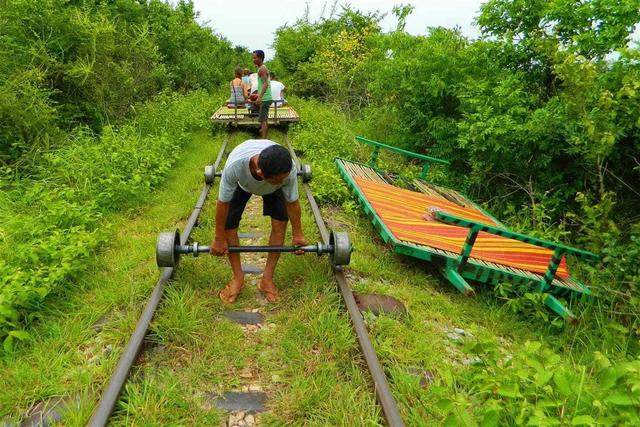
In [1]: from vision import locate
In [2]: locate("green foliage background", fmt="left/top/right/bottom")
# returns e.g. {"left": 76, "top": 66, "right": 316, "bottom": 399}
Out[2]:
{"left": 0, "top": 0, "right": 247, "bottom": 167}
{"left": 276, "top": 3, "right": 640, "bottom": 423}
{"left": 1, "top": 0, "right": 640, "bottom": 424}
{"left": 0, "top": 0, "right": 247, "bottom": 349}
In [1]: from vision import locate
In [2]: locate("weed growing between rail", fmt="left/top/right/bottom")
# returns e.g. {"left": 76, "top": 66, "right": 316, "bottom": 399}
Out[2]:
{"left": 113, "top": 130, "right": 382, "bottom": 425}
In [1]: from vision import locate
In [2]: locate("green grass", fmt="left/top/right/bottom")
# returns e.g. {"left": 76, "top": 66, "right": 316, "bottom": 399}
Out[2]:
{"left": 110, "top": 130, "right": 382, "bottom": 426}
{"left": 0, "top": 129, "right": 216, "bottom": 424}
{"left": 0, "top": 127, "right": 593, "bottom": 426}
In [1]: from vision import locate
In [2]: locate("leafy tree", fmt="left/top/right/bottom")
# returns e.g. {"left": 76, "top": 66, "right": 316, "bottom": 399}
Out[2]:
{"left": 271, "top": 7, "right": 383, "bottom": 109}
{"left": 273, "top": 1, "right": 640, "bottom": 336}
{"left": 478, "top": 0, "right": 640, "bottom": 59}
{"left": 0, "top": 0, "right": 248, "bottom": 167}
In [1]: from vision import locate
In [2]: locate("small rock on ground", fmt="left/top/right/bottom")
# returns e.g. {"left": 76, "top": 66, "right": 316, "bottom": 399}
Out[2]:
{"left": 227, "top": 410, "right": 258, "bottom": 427}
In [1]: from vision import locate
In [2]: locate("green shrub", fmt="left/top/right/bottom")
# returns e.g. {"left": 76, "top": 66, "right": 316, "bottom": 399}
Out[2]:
{"left": 0, "top": 91, "right": 220, "bottom": 350}
{"left": 435, "top": 339, "right": 640, "bottom": 425}
{"left": 0, "top": 184, "right": 103, "bottom": 351}
{"left": 288, "top": 98, "right": 357, "bottom": 204}
{"left": 0, "top": 0, "right": 246, "bottom": 166}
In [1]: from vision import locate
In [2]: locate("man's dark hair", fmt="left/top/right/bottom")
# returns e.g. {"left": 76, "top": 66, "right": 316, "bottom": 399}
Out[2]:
{"left": 258, "top": 144, "right": 292, "bottom": 178}
{"left": 253, "top": 50, "right": 265, "bottom": 61}
{"left": 269, "top": 71, "right": 276, "bottom": 80}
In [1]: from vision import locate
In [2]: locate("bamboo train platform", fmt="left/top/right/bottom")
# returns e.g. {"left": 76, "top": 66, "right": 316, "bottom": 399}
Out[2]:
{"left": 336, "top": 136, "right": 600, "bottom": 322}
{"left": 210, "top": 101, "right": 299, "bottom": 126}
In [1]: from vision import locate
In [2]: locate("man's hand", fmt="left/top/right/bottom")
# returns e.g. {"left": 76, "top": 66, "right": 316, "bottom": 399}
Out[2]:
{"left": 210, "top": 237, "right": 228, "bottom": 256}
{"left": 255, "top": 96, "right": 262, "bottom": 106}
{"left": 292, "top": 234, "right": 307, "bottom": 255}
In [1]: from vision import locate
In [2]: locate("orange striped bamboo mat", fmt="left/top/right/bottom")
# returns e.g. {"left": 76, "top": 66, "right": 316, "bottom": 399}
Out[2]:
{"left": 354, "top": 177, "right": 569, "bottom": 278}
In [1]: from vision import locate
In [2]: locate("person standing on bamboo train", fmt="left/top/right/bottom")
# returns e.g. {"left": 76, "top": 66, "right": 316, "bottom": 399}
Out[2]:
{"left": 252, "top": 49, "right": 272, "bottom": 138}
{"left": 210, "top": 139, "right": 307, "bottom": 304}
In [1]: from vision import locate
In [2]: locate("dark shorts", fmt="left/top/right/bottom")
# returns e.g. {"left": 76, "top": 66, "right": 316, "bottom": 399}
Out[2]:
{"left": 258, "top": 100, "right": 272, "bottom": 122}
{"left": 225, "top": 185, "right": 288, "bottom": 230}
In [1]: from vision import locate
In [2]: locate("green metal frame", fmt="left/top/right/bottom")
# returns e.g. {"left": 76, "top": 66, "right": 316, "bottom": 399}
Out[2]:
{"left": 336, "top": 137, "right": 600, "bottom": 322}
{"left": 435, "top": 212, "right": 599, "bottom": 320}
{"left": 356, "top": 136, "right": 450, "bottom": 179}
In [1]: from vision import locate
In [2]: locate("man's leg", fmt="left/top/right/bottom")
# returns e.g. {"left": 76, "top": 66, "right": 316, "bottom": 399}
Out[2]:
{"left": 260, "top": 121, "right": 268, "bottom": 139}
{"left": 219, "top": 227, "right": 244, "bottom": 303}
{"left": 258, "top": 189, "right": 288, "bottom": 301}
{"left": 258, "top": 101, "right": 270, "bottom": 138}
{"left": 259, "top": 218, "right": 287, "bottom": 301}
{"left": 220, "top": 186, "right": 251, "bottom": 303}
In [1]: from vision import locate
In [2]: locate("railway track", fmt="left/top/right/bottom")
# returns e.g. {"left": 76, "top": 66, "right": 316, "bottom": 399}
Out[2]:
{"left": 87, "top": 129, "right": 404, "bottom": 426}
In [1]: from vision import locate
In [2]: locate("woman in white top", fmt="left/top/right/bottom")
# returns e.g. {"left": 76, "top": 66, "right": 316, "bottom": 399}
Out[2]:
{"left": 269, "top": 71, "right": 286, "bottom": 107}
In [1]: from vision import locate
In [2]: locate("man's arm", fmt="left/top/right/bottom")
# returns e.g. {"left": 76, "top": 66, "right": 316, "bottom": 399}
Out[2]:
{"left": 211, "top": 166, "right": 237, "bottom": 255}
{"left": 215, "top": 200, "right": 230, "bottom": 239}
{"left": 257, "top": 66, "right": 269, "bottom": 102}
{"left": 286, "top": 200, "right": 306, "bottom": 248}
{"left": 211, "top": 200, "right": 230, "bottom": 255}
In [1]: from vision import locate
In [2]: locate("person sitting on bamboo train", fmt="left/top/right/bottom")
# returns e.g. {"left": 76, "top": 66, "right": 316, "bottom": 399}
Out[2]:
{"left": 228, "top": 66, "right": 248, "bottom": 107}
{"left": 210, "top": 139, "right": 307, "bottom": 304}
{"left": 269, "top": 71, "right": 286, "bottom": 107}
{"left": 241, "top": 68, "right": 251, "bottom": 91}
{"left": 251, "top": 49, "right": 273, "bottom": 138}
{"left": 249, "top": 71, "right": 258, "bottom": 95}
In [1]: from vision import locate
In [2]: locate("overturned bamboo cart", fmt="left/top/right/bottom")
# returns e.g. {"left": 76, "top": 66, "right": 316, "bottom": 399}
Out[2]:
{"left": 210, "top": 99, "right": 299, "bottom": 127}
{"left": 336, "top": 136, "right": 599, "bottom": 322}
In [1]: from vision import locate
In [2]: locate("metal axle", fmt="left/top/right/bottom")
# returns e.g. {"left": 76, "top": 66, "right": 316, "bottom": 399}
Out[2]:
{"left": 157, "top": 229, "right": 351, "bottom": 268}
{"left": 177, "top": 243, "right": 334, "bottom": 256}
{"left": 204, "top": 163, "right": 312, "bottom": 184}
{"left": 208, "top": 169, "right": 310, "bottom": 178}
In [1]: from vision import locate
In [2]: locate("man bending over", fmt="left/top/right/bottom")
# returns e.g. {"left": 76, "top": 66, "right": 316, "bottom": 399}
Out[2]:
{"left": 211, "top": 139, "right": 307, "bottom": 303}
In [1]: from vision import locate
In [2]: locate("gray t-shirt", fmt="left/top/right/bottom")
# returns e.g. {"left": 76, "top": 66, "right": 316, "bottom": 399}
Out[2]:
{"left": 218, "top": 139, "right": 298, "bottom": 203}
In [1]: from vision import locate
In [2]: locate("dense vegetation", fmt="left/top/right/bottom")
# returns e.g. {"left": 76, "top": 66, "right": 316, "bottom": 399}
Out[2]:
{"left": 0, "top": 0, "right": 246, "bottom": 349}
{"left": 272, "top": 1, "right": 640, "bottom": 338}
{"left": 1, "top": 0, "right": 640, "bottom": 424}
{"left": 272, "top": 3, "right": 640, "bottom": 424}
{"left": 0, "top": 0, "right": 246, "bottom": 167}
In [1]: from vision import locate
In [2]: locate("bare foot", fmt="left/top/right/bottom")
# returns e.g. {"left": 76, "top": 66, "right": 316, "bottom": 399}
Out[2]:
{"left": 257, "top": 277, "right": 279, "bottom": 302}
{"left": 219, "top": 278, "right": 244, "bottom": 304}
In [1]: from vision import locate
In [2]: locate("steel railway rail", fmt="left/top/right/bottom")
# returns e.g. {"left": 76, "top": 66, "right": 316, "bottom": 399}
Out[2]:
{"left": 87, "top": 134, "right": 230, "bottom": 426}
{"left": 283, "top": 134, "right": 404, "bottom": 427}
{"left": 87, "top": 129, "right": 404, "bottom": 426}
